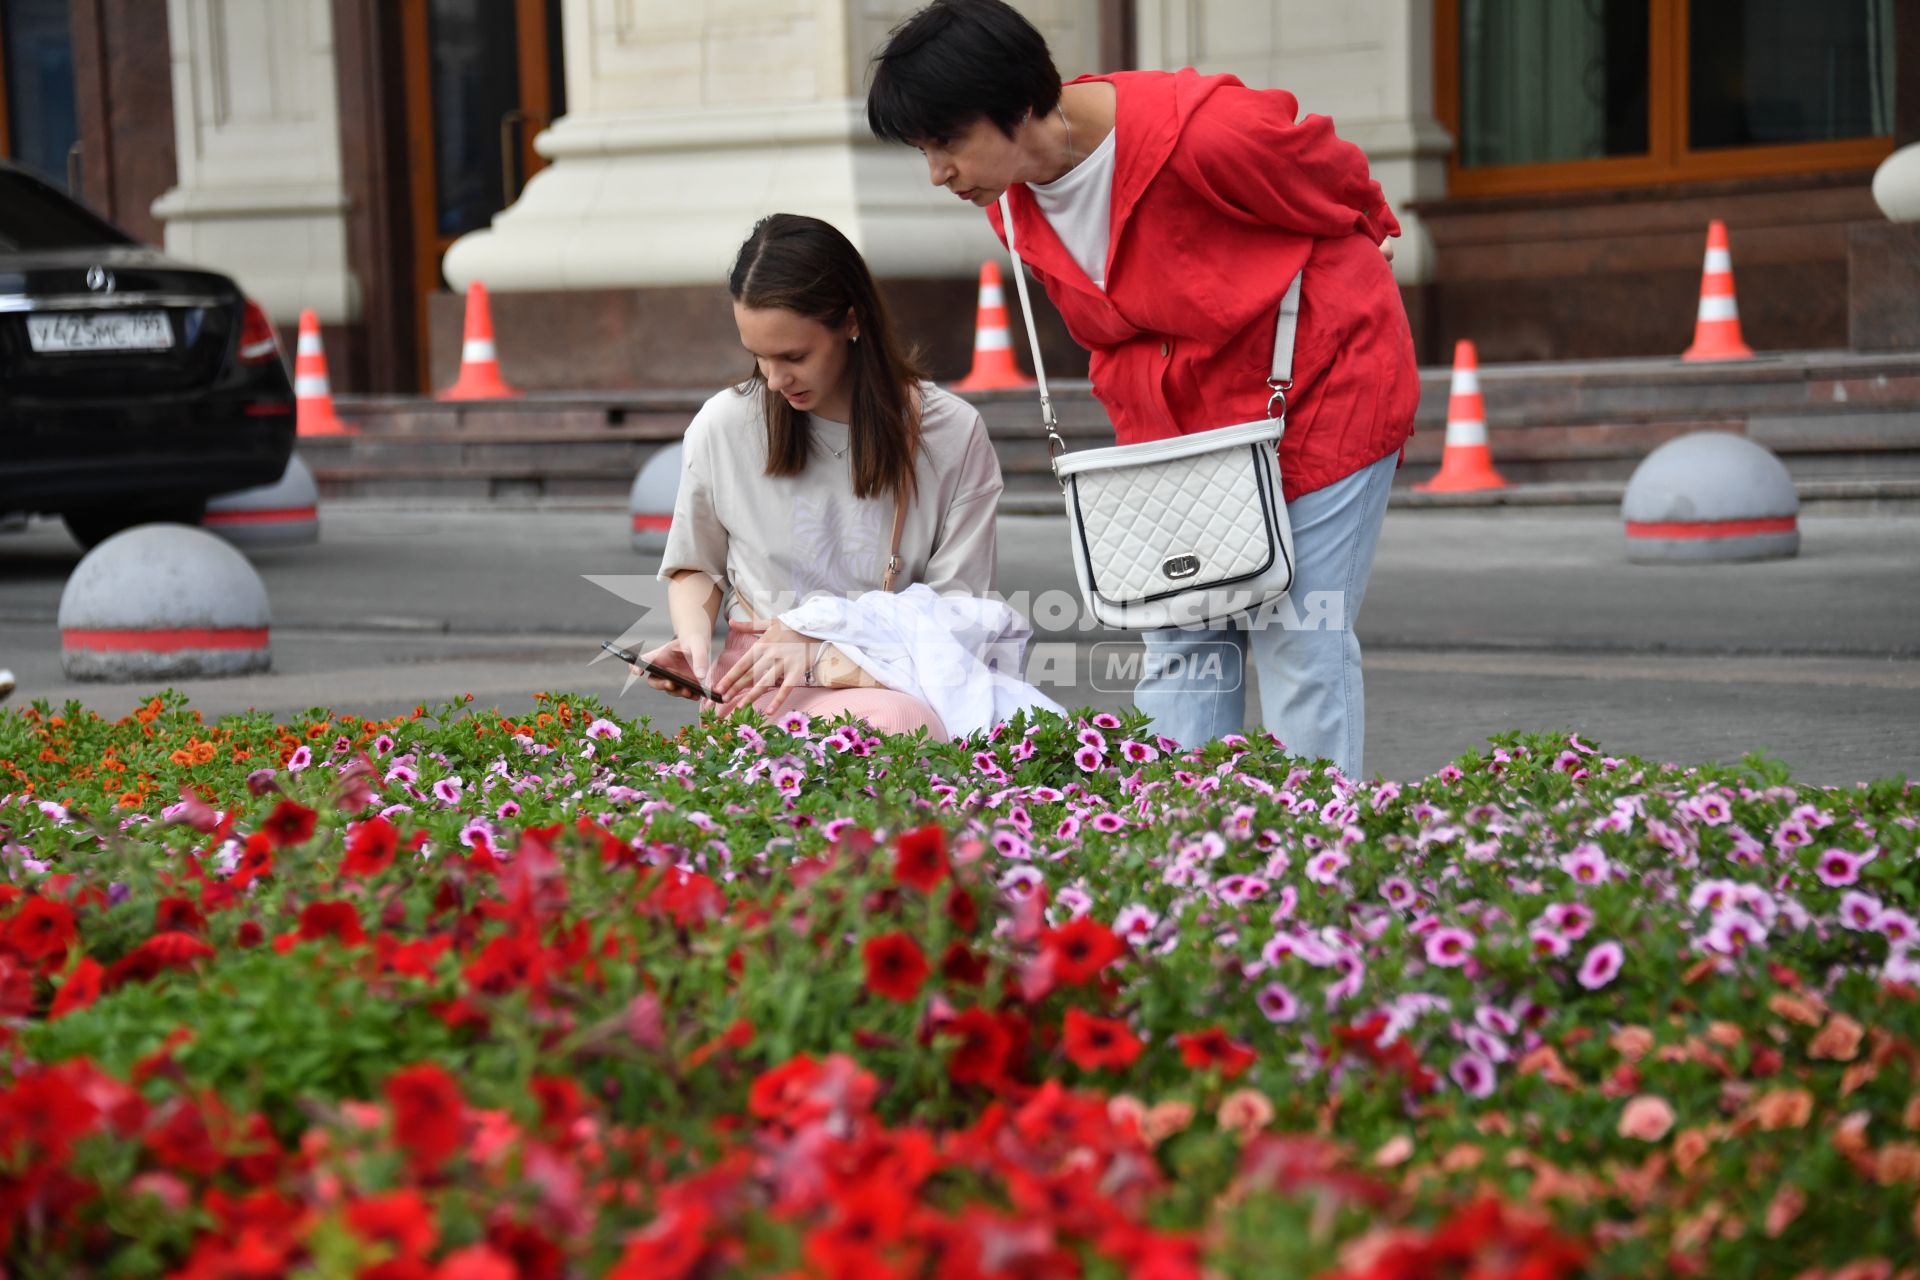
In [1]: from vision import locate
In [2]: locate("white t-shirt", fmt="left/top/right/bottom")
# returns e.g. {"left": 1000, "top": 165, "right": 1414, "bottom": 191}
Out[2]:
{"left": 1028, "top": 127, "right": 1117, "bottom": 290}
{"left": 658, "top": 382, "right": 1003, "bottom": 622}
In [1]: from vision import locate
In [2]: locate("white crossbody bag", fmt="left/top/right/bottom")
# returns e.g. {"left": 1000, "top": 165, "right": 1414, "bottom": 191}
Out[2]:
{"left": 999, "top": 194, "right": 1299, "bottom": 631}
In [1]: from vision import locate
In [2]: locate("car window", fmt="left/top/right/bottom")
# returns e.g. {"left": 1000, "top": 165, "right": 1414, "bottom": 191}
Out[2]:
{"left": 0, "top": 171, "right": 134, "bottom": 252}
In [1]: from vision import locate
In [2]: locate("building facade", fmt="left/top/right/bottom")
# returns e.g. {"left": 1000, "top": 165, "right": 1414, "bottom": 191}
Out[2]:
{"left": 2, "top": 0, "right": 1911, "bottom": 392}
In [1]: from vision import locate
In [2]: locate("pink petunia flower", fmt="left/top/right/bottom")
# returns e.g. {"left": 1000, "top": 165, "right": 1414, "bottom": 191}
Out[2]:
{"left": 1577, "top": 940, "right": 1625, "bottom": 989}
{"left": 1425, "top": 927, "right": 1475, "bottom": 968}
{"left": 1815, "top": 849, "right": 1863, "bottom": 887}
{"left": 1839, "top": 890, "right": 1885, "bottom": 932}
{"left": 1560, "top": 843, "right": 1610, "bottom": 885}
{"left": 1546, "top": 902, "right": 1595, "bottom": 940}
{"left": 1306, "top": 850, "right": 1350, "bottom": 885}
{"left": 1114, "top": 904, "right": 1159, "bottom": 947}
{"left": 1256, "top": 982, "right": 1299, "bottom": 1023}
{"left": 1074, "top": 746, "right": 1105, "bottom": 773}
{"left": 1450, "top": 1052, "right": 1497, "bottom": 1100}
{"left": 1771, "top": 819, "right": 1814, "bottom": 853}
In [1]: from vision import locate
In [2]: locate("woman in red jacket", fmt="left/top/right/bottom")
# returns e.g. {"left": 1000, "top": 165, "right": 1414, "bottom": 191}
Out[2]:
{"left": 867, "top": 0, "right": 1419, "bottom": 776}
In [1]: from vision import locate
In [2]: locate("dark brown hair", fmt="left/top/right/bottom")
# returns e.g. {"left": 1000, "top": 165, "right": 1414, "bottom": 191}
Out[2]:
{"left": 728, "top": 213, "right": 924, "bottom": 503}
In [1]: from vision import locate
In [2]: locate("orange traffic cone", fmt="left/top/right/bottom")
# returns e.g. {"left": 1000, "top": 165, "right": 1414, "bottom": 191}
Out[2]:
{"left": 438, "top": 281, "right": 521, "bottom": 400}
{"left": 293, "top": 309, "right": 354, "bottom": 437}
{"left": 953, "top": 262, "right": 1033, "bottom": 391}
{"left": 1681, "top": 220, "right": 1753, "bottom": 362}
{"left": 1414, "top": 339, "right": 1507, "bottom": 493}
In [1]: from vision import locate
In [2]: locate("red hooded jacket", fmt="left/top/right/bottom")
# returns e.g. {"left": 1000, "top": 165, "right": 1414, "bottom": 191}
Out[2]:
{"left": 987, "top": 69, "right": 1419, "bottom": 501}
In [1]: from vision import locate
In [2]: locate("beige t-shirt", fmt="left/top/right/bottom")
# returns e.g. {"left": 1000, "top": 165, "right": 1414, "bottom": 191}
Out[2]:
{"left": 658, "top": 381, "right": 1003, "bottom": 621}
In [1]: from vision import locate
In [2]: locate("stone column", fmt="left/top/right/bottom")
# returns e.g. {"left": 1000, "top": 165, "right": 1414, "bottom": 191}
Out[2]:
{"left": 444, "top": 0, "right": 1103, "bottom": 292}
{"left": 1132, "top": 0, "right": 1452, "bottom": 286}
{"left": 151, "top": 0, "right": 357, "bottom": 325}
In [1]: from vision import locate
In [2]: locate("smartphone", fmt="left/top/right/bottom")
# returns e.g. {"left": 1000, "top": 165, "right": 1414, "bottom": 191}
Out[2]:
{"left": 601, "top": 641, "right": 724, "bottom": 703}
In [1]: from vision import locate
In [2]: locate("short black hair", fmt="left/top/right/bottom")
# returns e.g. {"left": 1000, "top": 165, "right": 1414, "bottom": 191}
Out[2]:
{"left": 866, "top": 0, "right": 1062, "bottom": 145}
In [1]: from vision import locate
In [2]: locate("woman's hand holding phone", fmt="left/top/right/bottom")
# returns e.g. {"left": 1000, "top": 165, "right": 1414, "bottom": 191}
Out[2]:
{"left": 630, "top": 638, "right": 716, "bottom": 703}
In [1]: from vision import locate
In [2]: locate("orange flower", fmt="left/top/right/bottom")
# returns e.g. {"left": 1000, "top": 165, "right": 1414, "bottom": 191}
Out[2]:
{"left": 1753, "top": 1088, "right": 1814, "bottom": 1132}
{"left": 1142, "top": 1100, "right": 1195, "bottom": 1145}
{"left": 1216, "top": 1089, "right": 1275, "bottom": 1141}
{"left": 1810, "top": 1014, "right": 1866, "bottom": 1062}
{"left": 1764, "top": 1184, "right": 1806, "bottom": 1238}
{"left": 1372, "top": 1135, "right": 1414, "bottom": 1167}
{"left": 1767, "top": 991, "right": 1825, "bottom": 1027}
{"left": 1875, "top": 1142, "right": 1920, "bottom": 1186}
{"left": 1673, "top": 1126, "right": 1716, "bottom": 1176}
{"left": 1610, "top": 1026, "right": 1654, "bottom": 1062}
{"left": 1619, "top": 1095, "right": 1676, "bottom": 1142}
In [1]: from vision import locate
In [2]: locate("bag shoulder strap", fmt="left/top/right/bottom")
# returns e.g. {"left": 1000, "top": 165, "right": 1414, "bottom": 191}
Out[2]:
{"left": 881, "top": 483, "right": 908, "bottom": 592}
{"left": 996, "top": 192, "right": 1304, "bottom": 443}
{"left": 880, "top": 429, "right": 917, "bottom": 593}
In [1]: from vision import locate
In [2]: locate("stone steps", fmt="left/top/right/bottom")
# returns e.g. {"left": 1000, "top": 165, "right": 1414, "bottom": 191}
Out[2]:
{"left": 304, "top": 350, "right": 1920, "bottom": 503}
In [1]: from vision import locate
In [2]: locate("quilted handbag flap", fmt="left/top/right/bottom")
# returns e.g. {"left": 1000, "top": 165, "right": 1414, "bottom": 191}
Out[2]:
{"left": 1068, "top": 441, "right": 1279, "bottom": 606}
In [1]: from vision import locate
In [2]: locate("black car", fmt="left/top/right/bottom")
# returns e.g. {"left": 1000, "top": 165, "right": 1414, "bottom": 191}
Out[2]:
{"left": 0, "top": 161, "right": 295, "bottom": 548}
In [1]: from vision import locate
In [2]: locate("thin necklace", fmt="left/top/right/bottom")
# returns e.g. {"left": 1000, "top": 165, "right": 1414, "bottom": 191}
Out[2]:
{"left": 821, "top": 432, "right": 851, "bottom": 459}
{"left": 1059, "top": 103, "right": 1078, "bottom": 170}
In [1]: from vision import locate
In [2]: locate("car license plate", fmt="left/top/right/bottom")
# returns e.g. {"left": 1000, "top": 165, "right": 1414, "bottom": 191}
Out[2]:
{"left": 26, "top": 310, "right": 174, "bottom": 354}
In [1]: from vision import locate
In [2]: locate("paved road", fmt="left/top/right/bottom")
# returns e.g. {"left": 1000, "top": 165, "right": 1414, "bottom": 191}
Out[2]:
{"left": 2, "top": 506, "right": 1915, "bottom": 785}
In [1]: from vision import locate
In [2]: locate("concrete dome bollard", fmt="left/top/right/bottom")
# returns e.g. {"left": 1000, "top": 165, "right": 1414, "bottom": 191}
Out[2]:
{"left": 203, "top": 454, "right": 320, "bottom": 547}
{"left": 1622, "top": 431, "right": 1799, "bottom": 563}
{"left": 59, "top": 525, "right": 272, "bottom": 680}
{"left": 629, "top": 442, "right": 682, "bottom": 555}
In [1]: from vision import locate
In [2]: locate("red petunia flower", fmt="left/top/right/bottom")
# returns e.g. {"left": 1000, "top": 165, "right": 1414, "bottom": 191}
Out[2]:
{"left": 385, "top": 1062, "right": 466, "bottom": 1175}
{"left": 607, "top": 1203, "right": 715, "bottom": 1280}
{"left": 945, "top": 885, "right": 979, "bottom": 934}
{"left": 940, "top": 942, "right": 988, "bottom": 987}
{"left": 944, "top": 1008, "right": 1013, "bottom": 1088}
{"left": 1041, "top": 918, "right": 1125, "bottom": 987}
{"left": 231, "top": 833, "right": 274, "bottom": 889}
{"left": 106, "top": 932, "right": 216, "bottom": 991}
{"left": 342, "top": 816, "right": 399, "bottom": 878}
{"left": 892, "top": 824, "right": 950, "bottom": 893}
{"left": 260, "top": 799, "right": 318, "bottom": 848}
{"left": 1061, "top": 1007, "right": 1143, "bottom": 1072}
{"left": 0, "top": 953, "right": 31, "bottom": 1017}
{"left": 297, "top": 900, "right": 367, "bottom": 947}
{"left": 346, "top": 1188, "right": 439, "bottom": 1260}
{"left": 5, "top": 894, "right": 77, "bottom": 963}
{"left": 862, "top": 932, "right": 929, "bottom": 1003}
{"left": 154, "top": 895, "right": 207, "bottom": 936}
{"left": 531, "top": 1075, "right": 583, "bottom": 1141}
{"left": 50, "top": 956, "right": 103, "bottom": 1019}
{"left": 483, "top": 1224, "right": 563, "bottom": 1280}
{"left": 1175, "top": 1026, "right": 1258, "bottom": 1079}
{"left": 435, "top": 1245, "right": 520, "bottom": 1280}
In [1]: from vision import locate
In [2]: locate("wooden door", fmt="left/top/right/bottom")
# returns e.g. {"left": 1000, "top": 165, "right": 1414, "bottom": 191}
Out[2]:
{"left": 400, "top": 0, "right": 563, "bottom": 386}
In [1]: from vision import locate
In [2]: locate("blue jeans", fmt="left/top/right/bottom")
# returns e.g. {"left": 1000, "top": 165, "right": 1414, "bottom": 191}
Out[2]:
{"left": 1134, "top": 451, "right": 1397, "bottom": 775}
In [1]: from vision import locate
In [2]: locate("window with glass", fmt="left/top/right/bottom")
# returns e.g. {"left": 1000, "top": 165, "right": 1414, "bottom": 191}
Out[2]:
{"left": 0, "top": 0, "right": 79, "bottom": 190}
{"left": 1438, "top": 0, "right": 1897, "bottom": 195}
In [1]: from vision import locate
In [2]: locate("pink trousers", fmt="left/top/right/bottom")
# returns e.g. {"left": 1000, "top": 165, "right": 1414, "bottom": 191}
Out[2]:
{"left": 711, "top": 627, "right": 947, "bottom": 738}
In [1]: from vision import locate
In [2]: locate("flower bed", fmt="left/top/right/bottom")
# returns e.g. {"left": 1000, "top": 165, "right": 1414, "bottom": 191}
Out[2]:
{"left": 0, "top": 692, "right": 1916, "bottom": 1277}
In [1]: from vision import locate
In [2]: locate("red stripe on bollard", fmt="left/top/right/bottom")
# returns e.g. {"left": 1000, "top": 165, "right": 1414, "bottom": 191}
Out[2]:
{"left": 631, "top": 514, "right": 673, "bottom": 532}
{"left": 202, "top": 507, "right": 319, "bottom": 526}
{"left": 1624, "top": 516, "right": 1797, "bottom": 540}
{"left": 63, "top": 627, "right": 270, "bottom": 652}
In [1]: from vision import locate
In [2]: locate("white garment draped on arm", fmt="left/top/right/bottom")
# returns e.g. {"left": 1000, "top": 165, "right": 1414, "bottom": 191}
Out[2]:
{"left": 779, "top": 584, "right": 1063, "bottom": 739}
